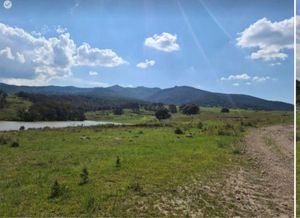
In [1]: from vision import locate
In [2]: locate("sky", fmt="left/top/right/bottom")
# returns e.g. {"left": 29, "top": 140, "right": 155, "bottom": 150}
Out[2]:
{"left": 0, "top": 0, "right": 294, "bottom": 103}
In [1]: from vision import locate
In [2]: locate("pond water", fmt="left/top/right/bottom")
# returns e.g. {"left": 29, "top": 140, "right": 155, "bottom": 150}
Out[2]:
{"left": 0, "top": 120, "right": 120, "bottom": 131}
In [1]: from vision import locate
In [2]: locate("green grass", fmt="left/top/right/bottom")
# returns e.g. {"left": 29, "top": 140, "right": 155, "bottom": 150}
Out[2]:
{"left": 0, "top": 109, "right": 293, "bottom": 216}
{"left": 0, "top": 95, "right": 31, "bottom": 121}
{"left": 297, "top": 111, "right": 300, "bottom": 217}
{"left": 85, "top": 109, "right": 156, "bottom": 124}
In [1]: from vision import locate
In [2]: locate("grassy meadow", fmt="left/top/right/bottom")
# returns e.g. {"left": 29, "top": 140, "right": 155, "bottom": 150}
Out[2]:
{"left": 297, "top": 111, "right": 300, "bottom": 216}
{"left": 0, "top": 108, "right": 293, "bottom": 216}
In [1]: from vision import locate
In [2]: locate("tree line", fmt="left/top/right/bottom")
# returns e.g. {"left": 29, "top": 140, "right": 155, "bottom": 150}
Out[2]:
{"left": 0, "top": 91, "right": 7, "bottom": 109}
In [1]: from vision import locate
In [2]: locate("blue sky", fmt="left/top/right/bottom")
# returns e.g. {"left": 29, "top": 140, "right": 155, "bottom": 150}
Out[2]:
{"left": 0, "top": 0, "right": 294, "bottom": 103}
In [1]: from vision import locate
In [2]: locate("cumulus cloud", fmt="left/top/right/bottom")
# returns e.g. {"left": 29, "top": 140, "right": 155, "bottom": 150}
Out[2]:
{"left": 144, "top": 32, "right": 179, "bottom": 52}
{"left": 89, "top": 71, "right": 98, "bottom": 76}
{"left": 237, "top": 17, "right": 293, "bottom": 61}
{"left": 221, "top": 73, "right": 251, "bottom": 81}
{"left": 0, "top": 22, "right": 127, "bottom": 86}
{"left": 136, "top": 59, "right": 155, "bottom": 69}
{"left": 75, "top": 43, "right": 127, "bottom": 67}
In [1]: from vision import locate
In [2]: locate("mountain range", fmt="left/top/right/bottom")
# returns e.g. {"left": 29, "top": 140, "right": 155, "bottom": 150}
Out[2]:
{"left": 0, "top": 83, "right": 293, "bottom": 111}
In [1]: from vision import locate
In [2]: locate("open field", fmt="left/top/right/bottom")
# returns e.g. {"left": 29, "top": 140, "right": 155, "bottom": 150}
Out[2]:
{"left": 297, "top": 111, "right": 300, "bottom": 216}
{"left": 0, "top": 109, "right": 293, "bottom": 216}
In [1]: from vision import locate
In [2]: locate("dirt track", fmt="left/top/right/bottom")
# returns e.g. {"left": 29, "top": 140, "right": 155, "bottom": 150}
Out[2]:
{"left": 153, "top": 125, "right": 294, "bottom": 217}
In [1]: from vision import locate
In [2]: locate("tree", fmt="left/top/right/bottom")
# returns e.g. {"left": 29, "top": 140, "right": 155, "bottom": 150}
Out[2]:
{"left": 181, "top": 104, "right": 199, "bottom": 115}
{"left": 113, "top": 107, "right": 124, "bottom": 115}
{"left": 168, "top": 104, "right": 177, "bottom": 113}
{"left": 221, "top": 108, "right": 230, "bottom": 113}
{"left": 155, "top": 108, "right": 171, "bottom": 120}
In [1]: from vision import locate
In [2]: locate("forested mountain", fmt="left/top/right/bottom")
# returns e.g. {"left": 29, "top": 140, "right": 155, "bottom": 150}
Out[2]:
{"left": 0, "top": 83, "right": 293, "bottom": 111}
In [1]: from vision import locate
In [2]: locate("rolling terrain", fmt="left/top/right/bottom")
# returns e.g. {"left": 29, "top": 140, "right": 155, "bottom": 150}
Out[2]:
{"left": 0, "top": 83, "right": 293, "bottom": 111}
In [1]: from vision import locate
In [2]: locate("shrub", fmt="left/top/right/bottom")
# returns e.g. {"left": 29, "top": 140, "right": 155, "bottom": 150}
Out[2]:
{"left": 174, "top": 128, "right": 184, "bottom": 134}
{"left": 11, "top": 141, "right": 19, "bottom": 147}
{"left": 155, "top": 108, "right": 171, "bottom": 120}
{"left": 221, "top": 108, "right": 230, "bottom": 113}
{"left": 233, "top": 148, "right": 241, "bottom": 155}
{"left": 197, "top": 122, "right": 203, "bottom": 129}
{"left": 116, "top": 156, "right": 121, "bottom": 168}
{"left": 79, "top": 168, "right": 89, "bottom": 185}
{"left": 19, "top": 126, "right": 25, "bottom": 131}
{"left": 181, "top": 104, "right": 199, "bottom": 115}
{"left": 49, "top": 180, "right": 61, "bottom": 198}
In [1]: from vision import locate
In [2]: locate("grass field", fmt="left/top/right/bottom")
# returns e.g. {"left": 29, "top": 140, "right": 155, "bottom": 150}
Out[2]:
{"left": 0, "top": 109, "right": 293, "bottom": 216}
{"left": 297, "top": 111, "right": 300, "bottom": 217}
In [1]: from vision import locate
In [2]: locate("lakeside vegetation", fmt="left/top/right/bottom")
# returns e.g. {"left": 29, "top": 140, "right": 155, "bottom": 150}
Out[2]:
{"left": 0, "top": 104, "right": 292, "bottom": 216}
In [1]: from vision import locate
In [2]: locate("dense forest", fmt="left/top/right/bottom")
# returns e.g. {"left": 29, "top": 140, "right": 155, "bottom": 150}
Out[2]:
{"left": 0, "top": 83, "right": 293, "bottom": 111}
{"left": 15, "top": 92, "right": 151, "bottom": 121}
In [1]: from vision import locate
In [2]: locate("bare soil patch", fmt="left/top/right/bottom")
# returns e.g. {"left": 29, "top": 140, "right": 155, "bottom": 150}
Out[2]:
{"left": 150, "top": 125, "right": 294, "bottom": 217}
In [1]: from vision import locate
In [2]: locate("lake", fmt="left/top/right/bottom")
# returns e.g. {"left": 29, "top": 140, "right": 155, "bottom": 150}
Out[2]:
{"left": 0, "top": 121, "right": 121, "bottom": 131}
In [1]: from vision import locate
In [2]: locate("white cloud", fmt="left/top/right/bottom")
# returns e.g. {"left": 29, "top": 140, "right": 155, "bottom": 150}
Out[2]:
{"left": 221, "top": 73, "right": 271, "bottom": 85}
{"left": 0, "top": 22, "right": 127, "bottom": 86}
{"left": 237, "top": 17, "right": 293, "bottom": 62}
{"left": 144, "top": 32, "right": 179, "bottom": 52}
{"left": 221, "top": 73, "right": 251, "bottom": 81}
{"left": 89, "top": 71, "right": 98, "bottom": 76}
{"left": 75, "top": 43, "right": 127, "bottom": 67}
{"left": 252, "top": 76, "right": 270, "bottom": 82}
{"left": 136, "top": 59, "right": 155, "bottom": 69}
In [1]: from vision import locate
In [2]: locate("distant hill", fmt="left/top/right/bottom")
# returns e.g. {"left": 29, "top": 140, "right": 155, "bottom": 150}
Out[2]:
{"left": 0, "top": 83, "right": 293, "bottom": 111}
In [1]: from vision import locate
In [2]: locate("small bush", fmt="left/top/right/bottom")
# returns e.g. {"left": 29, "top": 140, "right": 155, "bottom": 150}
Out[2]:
{"left": 11, "top": 141, "right": 19, "bottom": 147}
{"left": 197, "top": 122, "right": 203, "bottom": 129}
{"left": 79, "top": 168, "right": 89, "bottom": 185}
{"left": 233, "top": 148, "right": 241, "bottom": 155}
{"left": 49, "top": 180, "right": 61, "bottom": 198}
{"left": 19, "top": 126, "right": 25, "bottom": 131}
{"left": 221, "top": 108, "right": 230, "bottom": 113}
{"left": 174, "top": 128, "right": 184, "bottom": 134}
{"left": 155, "top": 108, "right": 171, "bottom": 120}
{"left": 116, "top": 156, "right": 121, "bottom": 168}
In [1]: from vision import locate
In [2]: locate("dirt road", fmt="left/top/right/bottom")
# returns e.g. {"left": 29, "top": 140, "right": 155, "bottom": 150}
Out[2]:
{"left": 153, "top": 125, "right": 294, "bottom": 217}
